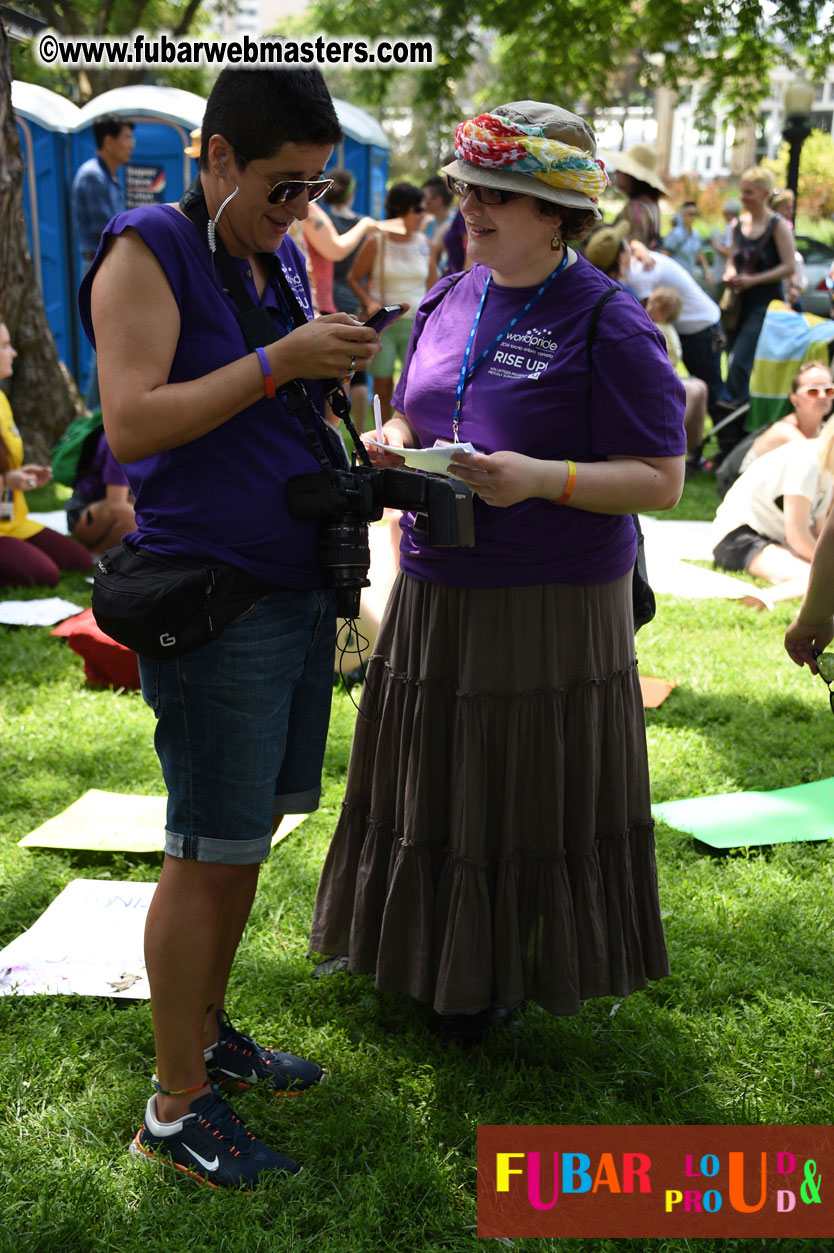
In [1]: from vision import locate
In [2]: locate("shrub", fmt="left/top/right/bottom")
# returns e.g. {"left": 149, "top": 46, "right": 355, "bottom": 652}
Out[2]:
{"left": 763, "top": 129, "right": 834, "bottom": 218}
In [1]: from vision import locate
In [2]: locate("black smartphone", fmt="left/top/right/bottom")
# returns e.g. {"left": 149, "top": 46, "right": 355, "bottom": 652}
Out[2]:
{"left": 364, "top": 304, "right": 405, "bottom": 333}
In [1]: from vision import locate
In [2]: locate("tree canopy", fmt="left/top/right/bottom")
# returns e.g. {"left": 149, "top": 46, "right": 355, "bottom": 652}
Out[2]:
{"left": 1, "top": 19, "right": 82, "bottom": 458}
{"left": 12, "top": 0, "right": 227, "bottom": 98}
{"left": 765, "top": 129, "right": 834, "bottom": 218}
{"left": 307, "top": 0, "right": 833, "bottom": 126}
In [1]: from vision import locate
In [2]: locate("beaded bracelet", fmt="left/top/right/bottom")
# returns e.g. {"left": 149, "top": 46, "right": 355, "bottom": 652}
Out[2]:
{"left": 153, "top": 1078, "right": 209, "bottom": 1096}
{"left": 556, "top": 459, "right": 577, "bottom": 506}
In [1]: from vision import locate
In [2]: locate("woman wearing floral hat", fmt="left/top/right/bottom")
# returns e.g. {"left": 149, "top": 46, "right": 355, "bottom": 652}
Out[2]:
{"left": 310, "top": 101, "right": 687, "bottom": 1044}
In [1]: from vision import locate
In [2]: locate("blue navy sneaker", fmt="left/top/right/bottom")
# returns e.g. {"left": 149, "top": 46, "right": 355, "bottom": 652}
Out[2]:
{"left": 130, "top": 1087, "right": 300, "bottom": 1189}
{"left": 205, "top": 1009, "right": 324, "bottom": 1094}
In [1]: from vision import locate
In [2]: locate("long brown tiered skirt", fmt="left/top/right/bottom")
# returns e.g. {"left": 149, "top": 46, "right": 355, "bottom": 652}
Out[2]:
{"left": 310, "top": 570, "right": 669, "bottom": 1016}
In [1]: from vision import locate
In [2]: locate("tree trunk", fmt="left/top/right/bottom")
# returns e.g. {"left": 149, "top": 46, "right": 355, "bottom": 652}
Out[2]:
{"left": 0, "top": 21, "right": 83, "bottom": 465}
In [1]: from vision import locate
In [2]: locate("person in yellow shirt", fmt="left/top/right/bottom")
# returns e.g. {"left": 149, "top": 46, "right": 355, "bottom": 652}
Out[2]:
{"left": 0, "top": 319, "right": 91, "bottom": 586}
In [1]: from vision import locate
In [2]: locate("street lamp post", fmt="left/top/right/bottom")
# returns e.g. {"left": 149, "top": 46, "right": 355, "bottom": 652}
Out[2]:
{"left": 782, "top": 80, "right": 815, "bottom": 203}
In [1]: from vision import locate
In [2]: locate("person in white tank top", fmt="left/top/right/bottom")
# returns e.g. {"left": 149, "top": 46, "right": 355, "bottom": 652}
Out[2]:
{"left": 347, "top": 182, "right": 435, "bottom": 420}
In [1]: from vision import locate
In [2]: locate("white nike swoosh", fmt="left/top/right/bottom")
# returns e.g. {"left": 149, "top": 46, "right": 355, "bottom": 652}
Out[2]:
{"left": 183, "top": 1144, "right": 220, "bottom": 1172}
{"left": 221, "top": 1068, "right": 259, "bottom": 1084}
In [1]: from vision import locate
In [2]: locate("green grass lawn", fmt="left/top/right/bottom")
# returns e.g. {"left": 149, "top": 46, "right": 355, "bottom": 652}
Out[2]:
{"left": 1, "top": 482, "right": 832, "bottom": 1253}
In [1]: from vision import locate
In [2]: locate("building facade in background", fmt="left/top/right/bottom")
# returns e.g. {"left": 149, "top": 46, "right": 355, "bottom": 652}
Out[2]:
{"left": 595, "top": 66, "right": 834, "bottom": 183}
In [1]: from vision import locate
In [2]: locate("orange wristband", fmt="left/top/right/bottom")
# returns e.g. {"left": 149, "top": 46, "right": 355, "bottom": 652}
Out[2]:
{"left": 556, "top": 459, "right": 576, "bottom": 506}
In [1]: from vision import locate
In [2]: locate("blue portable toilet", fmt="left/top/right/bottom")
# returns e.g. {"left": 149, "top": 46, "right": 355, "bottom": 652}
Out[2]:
{"left": 330, "top": 99, "right": 389, "bottom": 216}
{"left": 13, "top": 80, "right": 387, "bottom": 392}
{"left": 12, "top": 81, "right": 81, "bottom": 378}
{"left": 71, "top": 86, "right": 206, "bottom": 386}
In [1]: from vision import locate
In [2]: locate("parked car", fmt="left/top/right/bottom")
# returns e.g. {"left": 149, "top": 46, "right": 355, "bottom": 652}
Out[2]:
{"left": 694, "top": 234, "right": 834, "bottom": 318}
{"left": 795, "top": 235, "right": 834, "bottom": 318}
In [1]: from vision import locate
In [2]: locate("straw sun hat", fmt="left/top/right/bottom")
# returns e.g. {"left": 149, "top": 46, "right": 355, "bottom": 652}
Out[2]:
{"left": 184, "top": 127, "right": 201, "bottom": 159}
{"left": 596, "top": 141, "right": 668, "bottom": 195}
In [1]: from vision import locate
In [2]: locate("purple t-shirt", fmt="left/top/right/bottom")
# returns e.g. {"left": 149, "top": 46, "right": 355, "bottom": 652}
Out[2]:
{"left": 75, "top": 430, "right": 129, "bottom": 502}
{"left": 391, "top": 254, "right": 686, "bottom": 586}
{"left": 78, "top": 204, "right": 331, "bottom": 588}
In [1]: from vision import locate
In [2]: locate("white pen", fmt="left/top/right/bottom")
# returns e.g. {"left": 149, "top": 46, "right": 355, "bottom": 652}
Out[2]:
{"left": 373, "top": 393, "right": 383, "bottom": 443}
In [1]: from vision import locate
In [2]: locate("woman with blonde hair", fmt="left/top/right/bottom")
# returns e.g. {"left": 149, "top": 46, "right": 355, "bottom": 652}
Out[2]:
{"left": 721, "top": 166, "right": 796, "bottom": 432}
{"left": 712, "top": 404, "right": 834, "bottom": 602}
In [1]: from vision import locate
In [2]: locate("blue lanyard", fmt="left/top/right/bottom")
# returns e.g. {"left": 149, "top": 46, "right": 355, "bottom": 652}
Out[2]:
{"left": 453, "top": 250, "right": 569, "bottom": 440}
{"left": 268, "top": 267, "right": 297, "bottom": 337}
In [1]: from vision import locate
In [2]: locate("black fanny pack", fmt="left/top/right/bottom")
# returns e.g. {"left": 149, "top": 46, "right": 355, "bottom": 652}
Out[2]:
{"left": 92, "top": 542, "right": 271, "bottom": 659}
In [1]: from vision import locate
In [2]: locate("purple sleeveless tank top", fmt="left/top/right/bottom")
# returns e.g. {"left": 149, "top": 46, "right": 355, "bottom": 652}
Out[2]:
{"left": 79, "top": 204, "right": 331, "bottom": 588}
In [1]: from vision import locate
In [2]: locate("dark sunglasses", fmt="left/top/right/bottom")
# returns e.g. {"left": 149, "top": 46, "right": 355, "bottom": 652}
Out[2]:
{"left": 446, "top": 175, "right": 523, "bottom": 206}
{"left": 237, "top": 153, "right": 333, "bottom": 205}
{"left": 814, "top": 649, "right": 834, "bottom": 714}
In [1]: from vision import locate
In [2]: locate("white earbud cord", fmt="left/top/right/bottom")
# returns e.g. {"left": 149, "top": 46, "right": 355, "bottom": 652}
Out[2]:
{"left": 207, "top": 185, "right": 240, "bottom": 254}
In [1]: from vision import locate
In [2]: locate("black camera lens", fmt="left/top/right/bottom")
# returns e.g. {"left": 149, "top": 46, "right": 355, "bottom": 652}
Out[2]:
{"left": 318, "top": 518, "right": 371, "bottom": 619}
{"left": 318, "top": 519, "right": 370, "bottom": 579}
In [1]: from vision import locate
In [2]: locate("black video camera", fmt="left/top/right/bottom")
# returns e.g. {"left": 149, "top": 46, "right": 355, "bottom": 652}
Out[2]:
{"left": 287, "top": 464, "right": 474, "bottom": 618}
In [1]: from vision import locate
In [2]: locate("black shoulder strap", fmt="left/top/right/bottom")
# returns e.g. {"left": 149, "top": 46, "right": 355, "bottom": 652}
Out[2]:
{"left": 583, "top": 284, "right": 647, "bottom": 580}
{"left": 586, "top": 286, "right": 622, "bottom": 360}
{"left": 180, "top": 178, "right": 357, "bottom": 466}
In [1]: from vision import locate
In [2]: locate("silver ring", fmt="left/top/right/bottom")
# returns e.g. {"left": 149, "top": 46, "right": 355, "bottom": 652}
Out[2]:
{"left": 349, "top": 356, "right": 357, "bottom": 373}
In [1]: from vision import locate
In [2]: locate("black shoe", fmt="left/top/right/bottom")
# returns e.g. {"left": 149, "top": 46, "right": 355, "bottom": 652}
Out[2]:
{"left": 205, "top": 1009, "right": 324, "bottom": 1094}
{"left": 131, "top": 1088, "right": 300, "bottom": 1189}
{"left": 432, "top": 1004, "right": 515, "bottom": 1047}
{"left": 713, "top": 396, "right": 745, "bottom": 414}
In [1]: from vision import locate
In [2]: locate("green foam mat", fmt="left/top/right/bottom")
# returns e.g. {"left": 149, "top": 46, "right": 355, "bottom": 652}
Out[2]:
{"left": 652, "top": 777, "right": 834, "bottom": 849}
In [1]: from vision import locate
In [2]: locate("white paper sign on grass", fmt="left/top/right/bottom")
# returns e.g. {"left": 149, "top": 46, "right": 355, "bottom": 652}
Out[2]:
{"left": 0, "top": 879, "right": 154, "bottom": 998}
{"left": 0, "top": 597, "right": 84, "bottom": 626}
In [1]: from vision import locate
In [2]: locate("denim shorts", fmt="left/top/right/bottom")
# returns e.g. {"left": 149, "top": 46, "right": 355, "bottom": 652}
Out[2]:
{"left": 65, "top": 487, "right": 93, "bottom": 534}
{"left": 139, "top": 587, "right": 336, "bottom": 865}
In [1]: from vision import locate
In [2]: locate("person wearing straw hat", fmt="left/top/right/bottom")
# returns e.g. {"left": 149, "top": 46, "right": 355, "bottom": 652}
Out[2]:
{"left": 597, "top": 141, "right": 668, "bottom": 250}
{"left": 184, "top": 127, "right": 201, "bottom": 160}
{"left": 310, "top": 100, "right": 686, "bottom": 1045}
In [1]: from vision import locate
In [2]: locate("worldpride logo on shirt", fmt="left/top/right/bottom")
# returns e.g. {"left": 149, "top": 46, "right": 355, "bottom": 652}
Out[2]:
{"left": 281, "top": 264, "right": 312, "bottom": 316}
{"left": 490, "top": 326, "right": 559, "bottom": 381}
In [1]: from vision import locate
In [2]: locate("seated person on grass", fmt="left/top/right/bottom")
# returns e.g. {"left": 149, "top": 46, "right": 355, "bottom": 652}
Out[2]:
{"left": 731, "top": 360, "right": 833, "bottom": 479}
{"left": 582, "top": 227, "right": 705, "bottom": 462}
{"left": 66, "top": 428, "right": 135, "bottom": 552}
{"left": 645, "top": 285, "right": 707, "bottom": 459}
{"left": 711, "top": 414, "right": 834, "bottom": 604}
{"left": 0, "top": 317, "right": 91, "bottom": 587}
